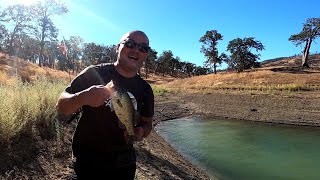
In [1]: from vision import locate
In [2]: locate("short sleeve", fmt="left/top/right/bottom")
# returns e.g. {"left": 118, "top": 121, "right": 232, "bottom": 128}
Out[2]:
{"left": 65, "top": 65, "right": 106, "bottom": 94}
{"left": 140, "top": 83, "right": 154, "bottom": 117}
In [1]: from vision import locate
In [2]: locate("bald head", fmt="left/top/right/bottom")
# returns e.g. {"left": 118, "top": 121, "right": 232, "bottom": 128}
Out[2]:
{"left": 115, "top": 30, "right": 150, "bottom": 77}
{"left": 119, "top": 30, "right": 149, "bottom": 45}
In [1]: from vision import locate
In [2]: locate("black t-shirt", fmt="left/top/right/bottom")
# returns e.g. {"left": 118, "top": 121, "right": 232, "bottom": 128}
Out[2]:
{"left": 65, "top": 63, "right": 154, "bottom": 167}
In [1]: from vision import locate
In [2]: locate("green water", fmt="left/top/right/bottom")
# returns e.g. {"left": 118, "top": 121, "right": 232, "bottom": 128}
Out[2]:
{"left": 155, "top": 117, "right": 320, "bottom": 180}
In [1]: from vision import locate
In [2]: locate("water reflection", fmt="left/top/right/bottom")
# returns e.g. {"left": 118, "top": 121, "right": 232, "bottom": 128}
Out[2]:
{"left": 155, "top": 117, "right": 320, "bottom": 180}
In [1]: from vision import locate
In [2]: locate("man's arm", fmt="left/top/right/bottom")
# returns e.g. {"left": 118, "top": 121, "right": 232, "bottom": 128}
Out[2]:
{"left": 56, "top": 91, "right": 83, "bottom": 116}
{"left": 56, "top": 85, "right": 113, "bottom": 116}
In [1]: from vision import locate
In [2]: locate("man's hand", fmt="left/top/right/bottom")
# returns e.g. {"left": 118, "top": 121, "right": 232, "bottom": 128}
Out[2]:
{"left": 80, "top": 85, "right": 111, "bottom": 107}
{"left": 134, "top": 127, "right": 144, "bottom": 141}
{"left": 123, "top": 127, "right": 144, "bottom": 143}
{"left": 56, "top": 84, "right": 112, "bottom": 115}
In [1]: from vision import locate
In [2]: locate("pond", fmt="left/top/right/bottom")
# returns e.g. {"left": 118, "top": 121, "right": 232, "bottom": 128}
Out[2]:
{"left": 155, "top": 117, "right": 320, "bottom": 180}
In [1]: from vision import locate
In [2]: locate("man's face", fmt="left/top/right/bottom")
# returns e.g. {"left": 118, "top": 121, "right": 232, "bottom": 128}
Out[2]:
{"left": 117, "top": 32, "right": 149, "bottom": 72}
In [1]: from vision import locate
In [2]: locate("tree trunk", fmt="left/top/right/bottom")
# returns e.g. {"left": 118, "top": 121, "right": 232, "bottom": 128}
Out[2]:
{"left": 213, "top": 63, "right": 217, "bottom": 74}
{"left": 39, "top": 43, "right": 44, "bottom": 67}
{"left": 144, "top": 62, "right": 148, "bottom": 79}
{"left": 8, "top": 26, "right": 18, "bottom": 56}
{"left": 39, "top": 19, "right": 47, "bottom": 67}
{"left": 302, "top": 38, "right": 312, "bottom": 68}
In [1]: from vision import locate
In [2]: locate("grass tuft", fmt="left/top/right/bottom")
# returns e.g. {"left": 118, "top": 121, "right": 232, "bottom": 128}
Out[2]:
{"left": 0, "top": 75, "right": 67, "bottom": 147}
{"left": 152, "top": 86, "right": 170, "bottom": 96}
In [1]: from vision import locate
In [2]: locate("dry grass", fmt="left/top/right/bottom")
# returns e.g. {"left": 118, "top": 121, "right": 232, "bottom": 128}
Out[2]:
{"left": 0, "top": 77, "right": 66, "bottom": 147}
{"left": 152, "top": 54, "right": 320, "bottom": 94}
{"left": 158, "top": 67, "right": 320, "bottom": 93}
{"left": 0, "top": 52, "right": 70, "bottom": 147}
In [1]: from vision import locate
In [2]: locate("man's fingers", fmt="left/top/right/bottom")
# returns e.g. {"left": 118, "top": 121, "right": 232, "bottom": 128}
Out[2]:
{"left": 123, "top": 128, "right": 144, "bottom": 143}
{"left": 135, "top": 127, "right": 144, "bottom": 141}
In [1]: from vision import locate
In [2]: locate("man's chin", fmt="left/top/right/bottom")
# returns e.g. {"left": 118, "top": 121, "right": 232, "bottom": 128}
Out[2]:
{"left": 128, "top": 62, "right": 142, "bottom": 70}
{"left": 123, "top": 64, "right": 139, "bottom": 73}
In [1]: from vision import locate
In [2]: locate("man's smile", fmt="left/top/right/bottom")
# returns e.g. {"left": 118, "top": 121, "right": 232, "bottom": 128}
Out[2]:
{"left": 128, "top": 55, "right": 138, "bottom": 61}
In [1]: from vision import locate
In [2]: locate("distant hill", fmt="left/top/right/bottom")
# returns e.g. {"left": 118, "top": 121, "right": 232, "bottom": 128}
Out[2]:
{"left": 260, "top": 53, "right": 320, "bottom": 68}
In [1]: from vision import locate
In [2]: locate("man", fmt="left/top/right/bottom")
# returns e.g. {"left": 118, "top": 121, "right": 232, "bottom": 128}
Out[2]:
{"left": 56, "top": 30, "right": 154, "bottom": 179}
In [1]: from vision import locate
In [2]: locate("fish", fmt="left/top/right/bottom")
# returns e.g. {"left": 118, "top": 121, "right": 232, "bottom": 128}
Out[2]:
{"left": 109, "top": 81, "right": 139, "bottom": 144}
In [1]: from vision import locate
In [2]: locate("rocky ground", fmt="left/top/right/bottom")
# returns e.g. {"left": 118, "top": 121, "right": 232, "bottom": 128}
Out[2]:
{"left": 1, "top": 90, "right": 320, "bottom": 179}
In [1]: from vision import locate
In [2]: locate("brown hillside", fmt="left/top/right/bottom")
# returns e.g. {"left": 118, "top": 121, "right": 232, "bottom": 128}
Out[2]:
{"left": 0, "top": 52, "right": 176, "bottom": 86}
{"left": 159, "top": 54, "right": 320, "bottom": 92}
{"left": 0, "top": 52, "right": 72, "bottom": 85}
{"left": 260, "top": 54, "right": 320, "bottom": 69}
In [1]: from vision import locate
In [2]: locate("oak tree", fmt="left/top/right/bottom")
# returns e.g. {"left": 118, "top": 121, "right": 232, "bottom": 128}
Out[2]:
{"left": 289, "top": 18, "right": 320, "bottom": 68}
{"left": 200, "top": 30, "right": 227, "bottom": 74}
{"left": 226, "top": 37, "right": 264, "bottom": 72}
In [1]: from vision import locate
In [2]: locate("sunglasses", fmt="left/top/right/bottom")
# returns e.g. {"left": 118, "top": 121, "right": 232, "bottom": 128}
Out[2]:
{"left": 121, "top": 39, "right": 150, "bottom": 53}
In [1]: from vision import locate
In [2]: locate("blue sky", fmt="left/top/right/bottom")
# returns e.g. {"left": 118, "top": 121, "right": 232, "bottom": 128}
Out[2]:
{"left": 3, "top": 0, "right": 320, "bottom": 68}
